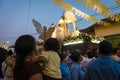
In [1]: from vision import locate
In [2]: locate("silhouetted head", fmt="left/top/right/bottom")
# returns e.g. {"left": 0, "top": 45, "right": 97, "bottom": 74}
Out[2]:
{"left": 7, "top": 49, "right": 14, "bottom": 56}
{"left": 70, "top": 50, "right": 83, "bottom": 62}
{"left": 99, "top": 40, "right": 113, "bottom": 55}
{"left": 60, "top": 53, "right": 67, "bottom": 62}
{"left": 44, "top": 38, "right": 60, "bottom": 52}
{"left": 15, "top": 35, "right": 36, "bottom": 57}
{"left": 86, "top": 50, "right": 94, "bottom": 58}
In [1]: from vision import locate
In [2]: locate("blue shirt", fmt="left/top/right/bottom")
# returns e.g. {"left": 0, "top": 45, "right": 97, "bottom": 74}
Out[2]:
{"left": 70, "top": 62, "right": 84, "bottom": 80}
{"left": 60, "top": 62, "right": 70, "bottom": 80}
{"left": 84, "top": 55, "right": 120, "bottom": 80}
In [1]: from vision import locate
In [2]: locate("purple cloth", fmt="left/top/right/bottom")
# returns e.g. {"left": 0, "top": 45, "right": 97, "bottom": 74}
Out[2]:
{"left": 66, "top": 54, "right": 72, "bottom": 69}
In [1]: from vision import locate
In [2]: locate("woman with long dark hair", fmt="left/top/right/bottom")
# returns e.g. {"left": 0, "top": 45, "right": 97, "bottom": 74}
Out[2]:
{"left": 13, "top": 35, "right": 43, "bottom": 80}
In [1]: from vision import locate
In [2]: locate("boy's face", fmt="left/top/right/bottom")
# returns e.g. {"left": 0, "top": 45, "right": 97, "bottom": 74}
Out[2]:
{"left": 63, "top": 57, "right": 67, "bottom": 63}
{"left": 80, "top": 55, "right": 83, "bottom": 61}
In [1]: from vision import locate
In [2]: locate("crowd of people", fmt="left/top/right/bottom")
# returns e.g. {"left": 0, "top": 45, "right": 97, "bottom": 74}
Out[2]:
{"left": 0, "top": 34, "right": 120, "bottom": 80}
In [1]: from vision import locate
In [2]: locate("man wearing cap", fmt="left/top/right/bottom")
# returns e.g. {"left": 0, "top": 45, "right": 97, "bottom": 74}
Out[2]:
{"left": 84, "top": 40, "right": 120, "bottom": 80}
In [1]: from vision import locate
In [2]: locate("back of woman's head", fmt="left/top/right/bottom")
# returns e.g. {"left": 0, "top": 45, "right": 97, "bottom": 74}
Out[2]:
{"left": 15, "top": 35, "right": 36, "bottom": 56}
{"left": 44, "top": 38, "right": 59, "bottom": 52}
{"left": 14, "top": 35, "right": 36, "bottom": 73}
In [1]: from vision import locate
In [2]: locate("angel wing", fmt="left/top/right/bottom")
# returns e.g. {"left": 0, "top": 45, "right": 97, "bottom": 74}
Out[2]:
{"left": 46, "top": 27, "right": 55, "bottom": 40}
{"left": 39, "top": 27, "right": 55, "bottom": 40}
{"left": 32, "top": 19, "right": 43, "bottom": 34}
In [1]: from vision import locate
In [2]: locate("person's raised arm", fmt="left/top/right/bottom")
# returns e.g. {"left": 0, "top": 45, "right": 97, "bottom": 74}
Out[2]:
{"left": 5, "top": 57, "right": 16, "bottom": 67}
{"left": 32, "top": 55, "right": 47, "bottom": 63}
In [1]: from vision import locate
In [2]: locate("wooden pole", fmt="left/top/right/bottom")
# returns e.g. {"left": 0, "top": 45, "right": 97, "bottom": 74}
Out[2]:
{"left": 43, "top": 26, "right": 47, "bottom": 43}
{"left": 62, "top": 16, "right": 66, "bottom": 38}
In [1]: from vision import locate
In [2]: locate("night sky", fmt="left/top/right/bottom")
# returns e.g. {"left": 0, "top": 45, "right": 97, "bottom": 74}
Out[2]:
{"left": 0, "top": 0, "right": 119, "bottom": 46}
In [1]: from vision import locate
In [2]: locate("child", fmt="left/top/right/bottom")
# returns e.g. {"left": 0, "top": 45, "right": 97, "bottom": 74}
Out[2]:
{"left": 33, "top": 38, "right": 62, "bottom": 80}
{"left": 60, "top": 53, "right": 70, "bottom": 80}
{"left": 70, "top": 50, "right": 84, "bottom": 80}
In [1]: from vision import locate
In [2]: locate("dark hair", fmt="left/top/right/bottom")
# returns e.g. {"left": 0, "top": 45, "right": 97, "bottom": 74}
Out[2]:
{"left": 86, "top": 50, "right": 94, "bottom": 58}
{"left": 99, "top": 40, "right": 113, "bottom": 55}
{"left": 0, "top": 47, "right": 7, "bottom": 64}
{"left": 70, "top": 50, "right": 82, "bottom": 62}
{"left": 44, "top": 38, "right": 60, "bottom": 52}
{"left": 14, "top": 35, "right": 36, "bottom": 74}
{"left": 7, "top": 49, "right": 14, "bottom": 56}
{"left": 60, "top": 53, "right": 67, "bottom": 62}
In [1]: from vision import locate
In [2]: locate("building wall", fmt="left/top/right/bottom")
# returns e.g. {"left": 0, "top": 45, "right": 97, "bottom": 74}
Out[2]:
{"left": 94, "top": 23, "right": 120, "bottom": 48}
{"left": 95, "top": 23, "right": 120, "bottom": 37}
{"left": 105, "top": 34, "right": 120, "bottom": 48}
